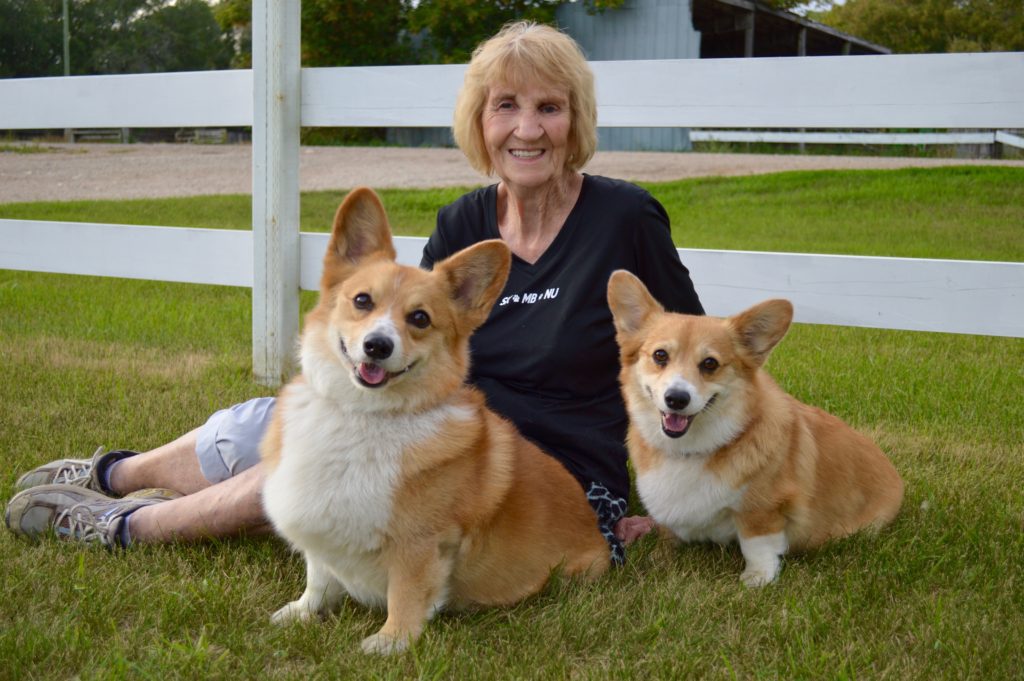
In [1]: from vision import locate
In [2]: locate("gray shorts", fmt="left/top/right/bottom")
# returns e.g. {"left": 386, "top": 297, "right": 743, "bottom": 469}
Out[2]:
{"left": 195, "top": 397, "right": 276, "bottom": 483}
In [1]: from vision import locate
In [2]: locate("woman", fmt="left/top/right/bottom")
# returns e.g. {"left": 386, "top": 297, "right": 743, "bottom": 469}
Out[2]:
{"left": 7, "top": 22, "right": 703, "bottom": 564}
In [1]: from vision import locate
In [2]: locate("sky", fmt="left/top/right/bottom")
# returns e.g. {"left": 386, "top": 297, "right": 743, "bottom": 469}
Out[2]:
{"left": 791, "top": 0, "right": 847, "bottom": 15}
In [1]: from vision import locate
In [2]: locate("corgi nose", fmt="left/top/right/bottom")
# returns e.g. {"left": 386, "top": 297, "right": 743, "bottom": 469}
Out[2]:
{"left": 664, "top": 389, "right": 691, "bottom": 411}
{"left": 363, "top": 335, "right": 394, "bottom": 360}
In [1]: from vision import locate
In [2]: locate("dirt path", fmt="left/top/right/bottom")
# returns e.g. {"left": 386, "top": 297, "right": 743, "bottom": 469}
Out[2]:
{"left": 1, "top": 142, "right": 1021, "bottom": 202}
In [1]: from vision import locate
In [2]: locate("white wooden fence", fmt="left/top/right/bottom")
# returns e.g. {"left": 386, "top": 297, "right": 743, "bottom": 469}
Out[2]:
{"left": 689, "top": 129, "right": 1024, "bottom": 149}
{"left": 0, "top": 1, "right": 1022, "bottom": 385}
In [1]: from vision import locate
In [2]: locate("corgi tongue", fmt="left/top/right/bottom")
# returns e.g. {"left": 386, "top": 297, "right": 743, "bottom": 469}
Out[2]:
{"left": 358, "top": 362, "right": 388, "bottom": 386}
{"left": 662, "top": 412, "right": 692, "bottom": 435}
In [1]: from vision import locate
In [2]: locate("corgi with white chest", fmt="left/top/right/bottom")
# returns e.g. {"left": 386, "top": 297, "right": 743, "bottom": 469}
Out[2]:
{"left": 261, "top": 188, "right": 609, "bottom": 654}
{"left": 607, "top": 270, "right": 903, "bottom": 586}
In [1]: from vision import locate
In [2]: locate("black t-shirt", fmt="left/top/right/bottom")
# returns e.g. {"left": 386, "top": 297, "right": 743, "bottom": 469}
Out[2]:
{"left": 420, "top": 174, "right": 704, "bottom": 504}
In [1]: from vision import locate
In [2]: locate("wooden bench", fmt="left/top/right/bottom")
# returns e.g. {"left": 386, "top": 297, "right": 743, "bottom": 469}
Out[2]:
{"left": 71, "top": 128, "right": 127, "bottom": 143}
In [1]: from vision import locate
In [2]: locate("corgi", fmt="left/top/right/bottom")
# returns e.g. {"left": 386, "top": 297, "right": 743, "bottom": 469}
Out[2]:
{"left": 261, "top": 188, "right": 609, "bottom": 654}
{"left": 607, "top": 270, "right": 903, "bottom": 587}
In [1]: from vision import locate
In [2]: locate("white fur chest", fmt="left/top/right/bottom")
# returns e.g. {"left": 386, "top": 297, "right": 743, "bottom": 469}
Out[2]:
{"left": 637, "top": 455, "right": 744, "bottom": 545}
{"left": 262, "top": 382, "right": 455, "bottom": 559}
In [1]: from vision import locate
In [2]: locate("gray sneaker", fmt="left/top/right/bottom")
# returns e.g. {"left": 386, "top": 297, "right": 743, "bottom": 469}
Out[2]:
{"left": 14, "top": 447, "right": 139, "bottom": 494}
{"left": 5, "top": 484, "right": 180, "bottom": 548}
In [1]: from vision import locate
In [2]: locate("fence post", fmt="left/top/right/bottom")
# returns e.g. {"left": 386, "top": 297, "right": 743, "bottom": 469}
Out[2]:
{"left": 252, "top": 0, "right": 300, "bottom": 387}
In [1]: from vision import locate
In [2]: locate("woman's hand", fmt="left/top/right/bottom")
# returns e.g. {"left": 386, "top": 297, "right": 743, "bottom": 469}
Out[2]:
{"left": 613, "top": 515, "right": 655, "bottom": 545}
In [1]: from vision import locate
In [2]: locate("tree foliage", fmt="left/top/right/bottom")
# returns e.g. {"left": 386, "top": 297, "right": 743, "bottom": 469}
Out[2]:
{"left": 407, "top": 0, "right": 560, "bottom": 64}
{"left": 215, "top": 0, "right": 413, "bottom": 68}
{"left": 301, "top": 0, "right": 411, "bottom": 66}
{"left": 0, "top": 0, "right": 62, "bottom": 77}
{"left": 0, "top": 0, "right": 232, "bottom": 77}
{"left": 814, "top": 0, "right": 1024, "bottom": 53}
{"left": 87, "top": 0, "right": 233, "bottom": 74}
{"left": 211, "top": 0, "right": 251, "bottom": 68}
{"left": 759, "top": 0, "right": 817, "bottom": 11}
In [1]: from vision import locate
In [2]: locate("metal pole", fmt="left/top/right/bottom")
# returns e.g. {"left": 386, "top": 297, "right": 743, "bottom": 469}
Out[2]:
{"left": 63, "top": 0, "right": 71, "bottom": 143}
{"left": 798, "top": 26, "right": 806, "bottom": 154}
{"left": 251, "top": 0, "right": 301, "bottom": 386}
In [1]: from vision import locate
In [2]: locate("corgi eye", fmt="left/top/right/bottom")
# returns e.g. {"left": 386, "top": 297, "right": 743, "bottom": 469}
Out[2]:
{"left": 353, "top": 293, "right": 373, "bottom": 310}
{"left": 652, "top": 349, "right": 669, "bottom": 366}
{"left": 700, "top": 357, "right": 720, "bottom": 373}
{"left": 407, "top": 310, "right": 431, "bottom": 329}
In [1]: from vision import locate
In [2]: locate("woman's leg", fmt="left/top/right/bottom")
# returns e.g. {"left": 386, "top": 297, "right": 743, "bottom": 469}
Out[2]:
{"left": 110, "top": 398, "right": 278, "bottom": 541}
{"left": 110, "top": 396, "right": 276, "bottom": 496}
{"left": 125, "top": 463, "right": 272, "bottom": 542}
{"left": 6, "top": 397, "right": 276, "bottom": 546}
{"left": 5, "top": 465, "right": 271, "bottom": 547}
{"left": 107, "top": 428, "right": 211, "bottom": 496}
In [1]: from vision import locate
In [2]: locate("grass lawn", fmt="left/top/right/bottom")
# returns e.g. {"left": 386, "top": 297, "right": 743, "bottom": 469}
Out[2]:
{"left": 1, "top": 166, "right": 1022, "bottom": 678}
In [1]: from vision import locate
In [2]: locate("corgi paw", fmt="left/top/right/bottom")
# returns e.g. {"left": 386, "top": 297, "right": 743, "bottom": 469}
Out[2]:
{"left": 361, "top": 631, "right": 410, "bottom": 655}
{"left": 271, "top": 600, "right": 315, "bottom": 625}
{"left": 740, "top": 565, "right": 779, "bottom": 587}
{"left": 738, "top": 532, "right": 786, "bottom": 587}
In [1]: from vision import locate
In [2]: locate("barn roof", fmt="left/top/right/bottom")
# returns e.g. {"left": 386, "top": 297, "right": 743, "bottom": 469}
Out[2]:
{"left": 693, "top": 0, "right": 890, "bottom": 57}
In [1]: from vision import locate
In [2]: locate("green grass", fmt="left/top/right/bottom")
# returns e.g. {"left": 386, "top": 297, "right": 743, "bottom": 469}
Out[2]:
{"left": 0, "top": 143, "right": 73, "bottom": 154}
{"left": 1, "top": 167, "right": 1023, "bottom": 679}
{"left": 0, "top": 187, "right": 469, "bottom": 237}
{"left": 2, "top": 166, "right": 1021, "bottom": 259}
{"left": 656, "top": 166, "right": 1024, "bottom": 260}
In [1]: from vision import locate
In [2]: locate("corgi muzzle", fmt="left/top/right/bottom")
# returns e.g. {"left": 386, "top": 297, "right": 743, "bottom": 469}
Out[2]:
{"left": 340, "top": 334, "right": 415, "bottom": 389}
{"left": 661, "top": 388, "right": 693, "bottom": 438}
{"left": 660, "top": 389, "right": 718, "bottom": 439}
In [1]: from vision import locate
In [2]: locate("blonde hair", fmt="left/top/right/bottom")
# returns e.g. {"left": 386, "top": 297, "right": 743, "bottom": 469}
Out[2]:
{"left": 452, "top": 21, "right": 598, "bottom": 176}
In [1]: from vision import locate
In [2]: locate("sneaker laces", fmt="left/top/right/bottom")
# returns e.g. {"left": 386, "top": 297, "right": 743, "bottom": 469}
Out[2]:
{"left": 51, "top": 447, "right": 105, "bottom": 486}
{"left": 54, "top": 501, "right": 122, "bottom": 547}
{"left": 52, "top": 461, "right": 93, "bottom": 486}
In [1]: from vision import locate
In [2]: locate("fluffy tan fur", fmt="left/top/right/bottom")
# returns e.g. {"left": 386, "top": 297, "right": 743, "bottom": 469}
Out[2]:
{"left": 261, "top": 188, "right": 608, "bottom": 654}
{"left": 607, "top": 270, "right": 903, "bottom": 585}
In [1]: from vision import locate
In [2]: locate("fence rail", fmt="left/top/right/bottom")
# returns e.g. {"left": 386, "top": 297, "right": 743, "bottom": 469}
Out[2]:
{"left": 1, "top": 21, "right": 1022, "bottom": 384}
{"left": 4, "top": 53, "right": 1022, "bottom": 130}
{"left": 690, "top": 129, "right": 1024, "bottom": 148}
{"left": 3, "top": 221, "right": 1020, "bottom": 339}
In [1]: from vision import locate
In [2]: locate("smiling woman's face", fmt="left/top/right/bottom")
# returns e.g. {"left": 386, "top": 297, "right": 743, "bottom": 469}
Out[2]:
{"left": 481, "top": 82, "right": 572, "bottom": 191}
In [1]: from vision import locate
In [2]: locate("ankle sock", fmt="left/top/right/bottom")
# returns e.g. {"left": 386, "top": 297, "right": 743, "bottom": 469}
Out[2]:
{"left": 102, "top": 460, "right": 123, "bottom": 495}
{"left": 95, "top": 450, "right": 139, "bottom": 495}
{"left": 118, "top": 513, "right": 133, "bottom": 548}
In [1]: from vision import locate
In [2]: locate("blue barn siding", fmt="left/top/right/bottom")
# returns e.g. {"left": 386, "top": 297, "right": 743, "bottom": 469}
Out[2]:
{"left": 556, "top": 0, "right": 701, "bottom": 151}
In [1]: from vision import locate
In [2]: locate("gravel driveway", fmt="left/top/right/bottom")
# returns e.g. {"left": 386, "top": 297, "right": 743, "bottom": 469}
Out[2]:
{"left": 1, "top": 142, "right": 1021, "bottom": 202}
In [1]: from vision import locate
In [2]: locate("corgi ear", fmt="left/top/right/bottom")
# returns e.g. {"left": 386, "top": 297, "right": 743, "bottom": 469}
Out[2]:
{"left": 607, "top": 270, "right": 663, "bottom": 335}
{"left": 434, "top": 240, "right": 512, "bottom": 331}
{"left": 729, "top": 299, "right": 793, "bottom": 366}
{"left": 321, "top": 187, "right": 397, "bottom": 289}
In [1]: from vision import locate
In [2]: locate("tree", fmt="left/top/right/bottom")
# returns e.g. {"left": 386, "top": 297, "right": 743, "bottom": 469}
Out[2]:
{"left": 814, "top": 0, "right": 1024, "bottom": 53}
{"left": 302, "top": 0, "right": 412, "bottom": 66}
{"left": 213, "top": 0, "right": 251, "bottom": 67}
{"left": 91, "top": 0, "right": 233, "bottom": 74}
{"left": 760, "top": 0, "right": 820, "bottom": 11}
{"left": 0, "top": 0, "right": 62, "bottom": 77}
{"left": 215, "top": 0, "right": 413, "bottom": 68}
{"left": 407, "top": 0, "right": 559, "bottom": 64}
{"left": 0, "top": 0, "right": 233, "bottom": 77}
